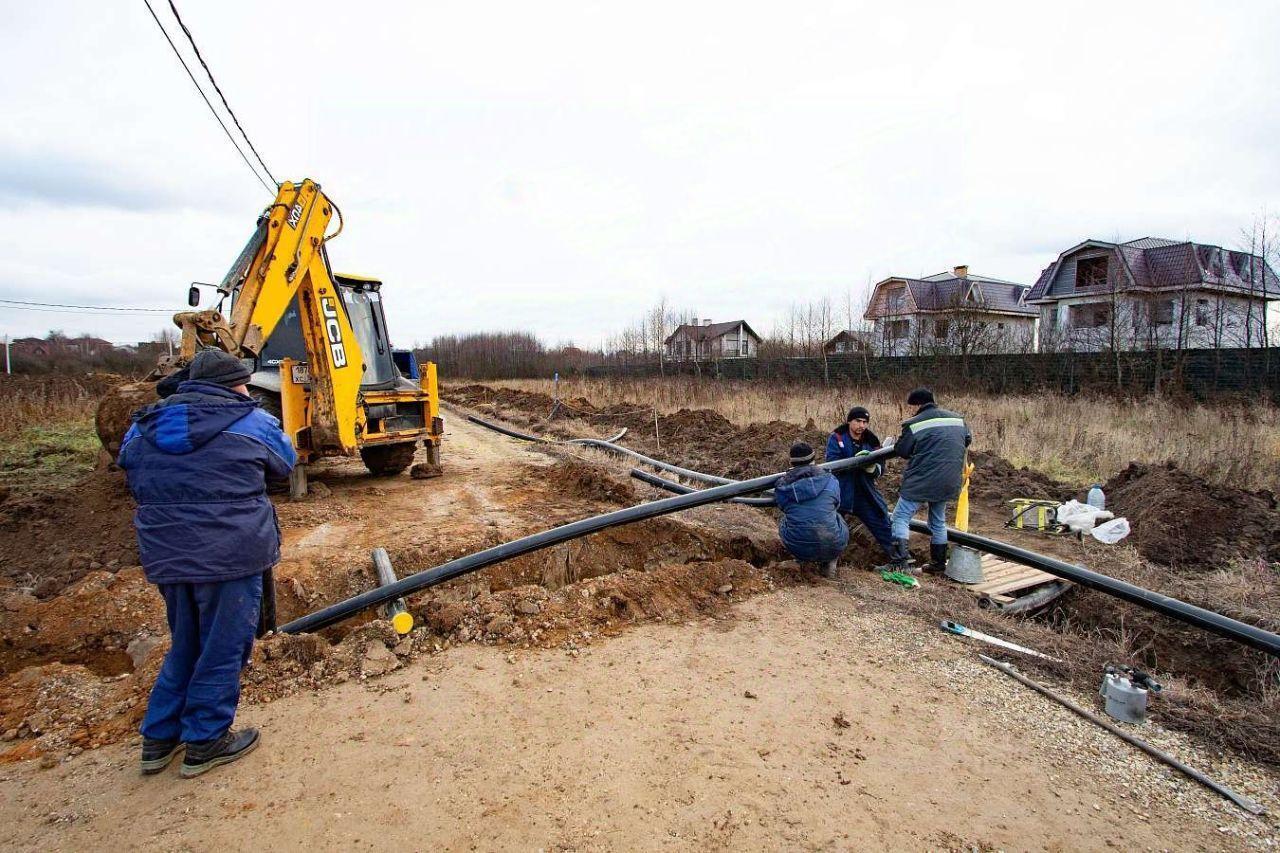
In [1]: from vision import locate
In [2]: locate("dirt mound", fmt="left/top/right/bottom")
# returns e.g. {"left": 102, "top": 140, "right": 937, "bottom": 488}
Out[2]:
{"left": 94, "top": 381, "right": 158, "bottom": 456}
{"left": 968, "top": 449, "right": 1072, "bottom": 502}
{"left": 1104, "top": 462, "right": 1279, "bottom": 570}
{"left": 543, "top": 459, "right": 636, "bottom": 505}
{"left": 0, "top": 471, "right": 138, "bottom": 595}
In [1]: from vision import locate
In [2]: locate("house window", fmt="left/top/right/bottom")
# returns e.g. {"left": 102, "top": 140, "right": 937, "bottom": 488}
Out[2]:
{"left": 741, "top": 339, "right": 749, "bottom": 355}
{"left": 1195, "top": 299, "right": 1211, "bottom": 327}
{"left": 1069, "top": 303, "right": 1111, "bottom": 329}
{"left": 933, "top": 318, "right": 949, "bottom": 337}
{"left": 1076, "top": 256, "right": 1109, "bottom": 289}
{"left": 887, "top": 287, "right": 906, "bottom": 313}
{"left": 1152, "top": 300, "right": 1174, "bottom": 326}
{"left": 887, "top": 319, "right": 909, "bottom": 340}
{"left": 997, "top": 322, "right": 1005, "bottom": 330}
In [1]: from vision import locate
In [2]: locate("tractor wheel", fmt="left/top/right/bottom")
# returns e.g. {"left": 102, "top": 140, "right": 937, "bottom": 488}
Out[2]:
{"left": 360, "top": 442, "right": 417, "bottom": 476}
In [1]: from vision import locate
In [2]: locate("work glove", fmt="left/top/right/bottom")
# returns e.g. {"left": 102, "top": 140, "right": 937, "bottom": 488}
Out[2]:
{"left": 854, "top": 449, "right": 882, "bottom": 478}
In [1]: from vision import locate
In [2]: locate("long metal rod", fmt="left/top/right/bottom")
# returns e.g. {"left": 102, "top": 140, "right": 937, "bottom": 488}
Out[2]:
{"left": 637, "top": 469, "right": 1280, "bottom": 658}
{"left": 278, "top": 452, "right": 886, "bottom": 635}
{"left": 979, "top": 655, "right": 1265, "bottom": 815}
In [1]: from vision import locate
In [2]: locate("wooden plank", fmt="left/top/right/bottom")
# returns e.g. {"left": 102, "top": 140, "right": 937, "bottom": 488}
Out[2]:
{"left": 974, "top": 572, "right": 1060, "bottom": 597}
{"left": 973, "top": 563, "right": 1028, "bottom": 584}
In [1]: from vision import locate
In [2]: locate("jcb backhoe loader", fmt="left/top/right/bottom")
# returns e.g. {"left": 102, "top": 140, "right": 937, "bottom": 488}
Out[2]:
{"left": 97, "top": 179, "right": 442, "bottom": 490}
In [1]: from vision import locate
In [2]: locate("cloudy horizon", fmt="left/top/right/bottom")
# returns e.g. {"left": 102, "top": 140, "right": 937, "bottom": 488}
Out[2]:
{"left": 2, "top": 1, "right": 1278, "bottom": 350}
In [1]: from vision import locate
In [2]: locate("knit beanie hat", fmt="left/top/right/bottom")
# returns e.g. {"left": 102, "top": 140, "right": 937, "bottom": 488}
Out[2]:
{"left": 789, "top": 442, "right": 815, "bottom": 466}
{"left": 906, "top": 387, "right": 934, "bottom": 407}
{"left": 846, "top": 406, "right": 870, "bottom": 422}
{"left": 189, "top": 350, "right": 252, "bottom": 388}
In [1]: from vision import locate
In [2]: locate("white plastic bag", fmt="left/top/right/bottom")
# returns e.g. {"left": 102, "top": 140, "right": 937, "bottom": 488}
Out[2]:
{"left": 1056, "top": 499, "right": 1114, "bottom": 532}
{"left": 1090, "top": 517, "right": 1131, "bottom": 544}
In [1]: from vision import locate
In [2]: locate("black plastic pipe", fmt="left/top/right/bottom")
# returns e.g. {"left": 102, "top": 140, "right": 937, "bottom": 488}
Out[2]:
{"left": 633, "top": 468, "right": 1280, "bottom": 659}
{"left": 914, "top": 521, "right": 1280, "bottom": 658}
{"left": 629, "top": 467, "right": 776, "bottom": 506}
{"left": 278, "top": 452, "right": 883, "bottom": 635}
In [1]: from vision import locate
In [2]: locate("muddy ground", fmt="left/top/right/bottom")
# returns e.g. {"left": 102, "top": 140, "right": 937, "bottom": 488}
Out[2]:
{"left": 0, "top": 385, "right": 1277, "bottom": 849}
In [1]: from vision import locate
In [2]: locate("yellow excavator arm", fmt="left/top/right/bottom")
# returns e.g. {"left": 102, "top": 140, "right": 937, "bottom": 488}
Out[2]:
{"left": 173, "top": 179, "right": 366, "bottom": 454}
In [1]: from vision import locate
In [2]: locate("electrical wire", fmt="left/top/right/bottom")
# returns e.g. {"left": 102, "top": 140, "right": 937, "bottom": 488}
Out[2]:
{"left": 0, "top": 298, "right": 172, "bottom": 313}
{"left": 165, "top": 0, "right": 278, "bottom": 187}
{"left": 141, "top": 0, "right": 275, "bottom": 194}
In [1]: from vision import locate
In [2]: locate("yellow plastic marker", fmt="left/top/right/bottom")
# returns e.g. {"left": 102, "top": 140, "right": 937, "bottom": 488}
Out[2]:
{"left": 390, "top": 608, "right": 414, "bottom": 636}
{"left": 954, "top": 453, "right": 975, "bottom": 533}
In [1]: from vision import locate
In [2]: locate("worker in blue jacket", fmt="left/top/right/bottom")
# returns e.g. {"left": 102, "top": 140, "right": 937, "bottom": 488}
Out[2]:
{"left": 824, "top": 406, "right": 894, "bottom": 562}
{"left": 774, "top": 442, "right": 849, "bottom": 578}
{"left": 118, "top": 350, "right": 296, "bottom": 778}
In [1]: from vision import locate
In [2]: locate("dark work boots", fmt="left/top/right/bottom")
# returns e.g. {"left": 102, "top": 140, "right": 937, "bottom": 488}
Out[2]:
{"left": 820, "top": 558, "right": 839, "bottom": 579}
{"left": 926, "top": 543, "right": 949, "bottom": 575}
{"left": 180, "top": 728, "right": 261, "bottom": 778}
{"left": 876, "top": 538, "right": 914, "bottom": 574}
{"left": 140, "top": 738, "right": 185, "bottom": 775}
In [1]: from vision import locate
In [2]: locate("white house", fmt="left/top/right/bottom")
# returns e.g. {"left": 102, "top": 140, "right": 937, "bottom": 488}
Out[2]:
{"left": 664, "top": 319, "right": 761, "bottom": 362}
{"left": 1027, "top": 238, "right": 1280, "bottom": 351}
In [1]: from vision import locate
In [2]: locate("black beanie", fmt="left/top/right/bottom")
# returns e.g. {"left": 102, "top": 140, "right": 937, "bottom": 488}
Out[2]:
{"left": 189, "top": 350, "right": 252, "bottom": 388}
{"left": 789, "top": 442, "right": 815, "bottom": 466}
{"left": 906, "top": 387, "right": 934, "bottom": 407}
{"left": 847, "top": 406, "right": 870, "bottom": 422}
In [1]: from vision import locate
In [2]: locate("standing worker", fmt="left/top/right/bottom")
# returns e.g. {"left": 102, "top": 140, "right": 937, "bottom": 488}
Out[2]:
{"left": 825, "top": 406, "right": 894, "bottom": 563}
{"left": 774, "top": 442, "right": 849, "bottom": 578}
{"left": 118, "top": 350, "right": 296, "bottom": 777}
{"left": 885, "top": 388, "right": 971, "bottom": 575}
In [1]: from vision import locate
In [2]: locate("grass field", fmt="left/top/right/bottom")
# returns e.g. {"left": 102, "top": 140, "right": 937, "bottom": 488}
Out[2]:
{"left": 0, "top": 377, "right": 102, "bottom": 489}
{"left": 489, "top": 377, "right": 1280, "bottom": 492}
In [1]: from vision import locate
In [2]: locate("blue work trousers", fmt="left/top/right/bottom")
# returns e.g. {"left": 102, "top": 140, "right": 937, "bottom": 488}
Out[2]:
{"left": 140, "top": 574, "right": 262, "bottom": 744}
{"left": 891, "top": 498, "right": 949, "bottom": 545}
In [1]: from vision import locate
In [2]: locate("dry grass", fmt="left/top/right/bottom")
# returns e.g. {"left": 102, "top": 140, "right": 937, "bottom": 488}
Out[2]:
{"left": 0, "top": 377, "right": 108, "bottom": 489}
{"left": 490, "top": 377, "right": 1280, "bottom": 493}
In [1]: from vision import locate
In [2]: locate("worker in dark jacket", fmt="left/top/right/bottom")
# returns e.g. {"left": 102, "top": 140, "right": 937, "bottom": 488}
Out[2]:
{"left": 118, "top": 350, "right": 296, "bottom": 777}
{"left": 825, "top": 406, "right": 894, "bottom": 561}
{"left": 886, "top": 387, "right": 971, "bottom": 575}
{"left": 774, "top": 442, "right": 849, "bottom": 578}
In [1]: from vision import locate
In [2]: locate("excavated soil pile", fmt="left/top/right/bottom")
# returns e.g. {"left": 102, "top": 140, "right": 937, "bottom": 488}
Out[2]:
{"left": 1104, "top": 462, "right": 1280, "bottom": 570}
{"left": 542, "top": 458, "right": 636, "bottom": 505}
{"left": 967, "top": 449, "right": 1072, "bottom": 502}
{"left": 0, "top": 471, "right": 138, "bottom": 595}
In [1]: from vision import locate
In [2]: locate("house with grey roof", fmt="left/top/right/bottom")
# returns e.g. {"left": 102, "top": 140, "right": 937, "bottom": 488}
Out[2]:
{"left": 1027, "top": 238, "right": 1280, "bottom": 351}
{"left": 664, "top": 319, "right": 761, "bottom": 362}
{"left": 863, "top": 266, "right": 1037, "bottom": 355}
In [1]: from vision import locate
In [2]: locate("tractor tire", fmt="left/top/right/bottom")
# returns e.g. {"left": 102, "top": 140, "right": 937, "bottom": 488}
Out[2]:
{"left": 360, "top": 441, "right": 417, "bottom": 476}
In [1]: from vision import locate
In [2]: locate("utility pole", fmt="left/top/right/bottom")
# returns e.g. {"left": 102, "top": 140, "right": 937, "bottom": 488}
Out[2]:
{"left": 3, "top": 334, "right": 9, "bottom": 375}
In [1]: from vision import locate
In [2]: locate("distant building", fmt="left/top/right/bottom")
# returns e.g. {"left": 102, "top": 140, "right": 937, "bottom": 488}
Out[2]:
{"left": 664, "top": 319, "right": 761, "bottom": 362}
{"left": 864, "top": 266, "right": 1036, "bottom": 355}
{"left": 10, "top": 335, "right": 115, "bottom": 359}
{"left": 1027, "top": 238, "right": 1280, "bottom": 351}
{"left": 823, "top": 329, "right": 875, "bottom": 356}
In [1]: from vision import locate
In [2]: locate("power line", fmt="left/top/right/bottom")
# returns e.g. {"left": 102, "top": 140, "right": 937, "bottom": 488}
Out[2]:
{"left": 166, "top": 0, "right": 278, "bottom": 187}
{"left": 141, "top": 0, "right": 275, "bottom": 194}
{"left": 0, "top": 298, "right": 173, "bottom": 313}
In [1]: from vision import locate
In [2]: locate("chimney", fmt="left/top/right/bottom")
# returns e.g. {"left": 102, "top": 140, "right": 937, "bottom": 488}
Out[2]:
{"left": 953, "top": 265, "right": 969, "bottom": 279}
{"left": 702, "top": 318, "right": 712, "bottom": 326}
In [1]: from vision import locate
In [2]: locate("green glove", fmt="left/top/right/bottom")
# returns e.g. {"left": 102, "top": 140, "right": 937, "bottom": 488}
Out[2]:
{"left": 854, "top": 449, "right": 880, "bottom": 476}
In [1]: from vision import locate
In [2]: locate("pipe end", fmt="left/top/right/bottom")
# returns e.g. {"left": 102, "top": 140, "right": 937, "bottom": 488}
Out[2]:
{"left": 392, "top": 611, "right": 415, "bottom": 635}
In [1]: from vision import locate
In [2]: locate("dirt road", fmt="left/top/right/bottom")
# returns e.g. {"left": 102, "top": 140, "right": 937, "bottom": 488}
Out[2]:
{"left": 2, "top": 408, "right": 1277, "bottom": 850}
{"left": 3, "top": 585, "right": 1275, "bottom": 851}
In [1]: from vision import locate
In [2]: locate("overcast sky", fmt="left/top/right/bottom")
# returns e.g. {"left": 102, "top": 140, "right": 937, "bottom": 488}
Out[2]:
{"left": 2, "top": 1, "right": 1278, "bottom": 349}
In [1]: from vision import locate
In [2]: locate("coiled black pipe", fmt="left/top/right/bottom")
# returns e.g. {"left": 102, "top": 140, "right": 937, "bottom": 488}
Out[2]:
{"left": 277, "top": 450, "right": 893, "bottom": 635}
{"left": 633, "top": 470, "right": 1280, "bottom": 658}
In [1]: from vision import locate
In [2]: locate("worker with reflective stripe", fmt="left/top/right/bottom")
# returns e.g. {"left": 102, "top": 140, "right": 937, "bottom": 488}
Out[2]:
{"left": 885, "top": 387, "right": 971, "bottom": 575}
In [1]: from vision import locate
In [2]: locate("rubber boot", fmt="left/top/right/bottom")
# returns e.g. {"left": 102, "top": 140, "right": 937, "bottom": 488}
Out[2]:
{"left": 876, "top": 538, "right": 913, "bottom": 574}
{"left": 820, "top": 558, "right": 838, "bottom": 579}
{"left": 926, "top": 543, "right": 949, "bottom": 575}
{"left": 180, "top": 728, "right": 260, "bottom": 778}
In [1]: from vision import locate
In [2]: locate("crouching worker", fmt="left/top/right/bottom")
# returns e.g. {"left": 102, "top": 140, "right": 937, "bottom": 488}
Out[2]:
{"left": 774, "top": 442, "right": 849, "bottom": 579}
{"left": 118, "top": 350, "right": 296, "bottom": 777}
{"left": 825, "top": 406, "right": 894, "bottom": 564}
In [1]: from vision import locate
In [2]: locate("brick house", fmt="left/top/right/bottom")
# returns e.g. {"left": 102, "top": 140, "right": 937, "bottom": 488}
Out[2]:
{"left": 664, "top": 320, "right": 761, "bottom": 362}
{"left": 864, "top": 266, "right": 1037, "bottom": 355}
{"left": 1027, "top": 238, "right": 1280, "bottom": 351}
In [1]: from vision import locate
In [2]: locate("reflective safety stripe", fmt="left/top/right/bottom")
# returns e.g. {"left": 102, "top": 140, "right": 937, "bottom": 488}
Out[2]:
{"left": 909, "top": 417, "right": 965, "bottom": 433}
